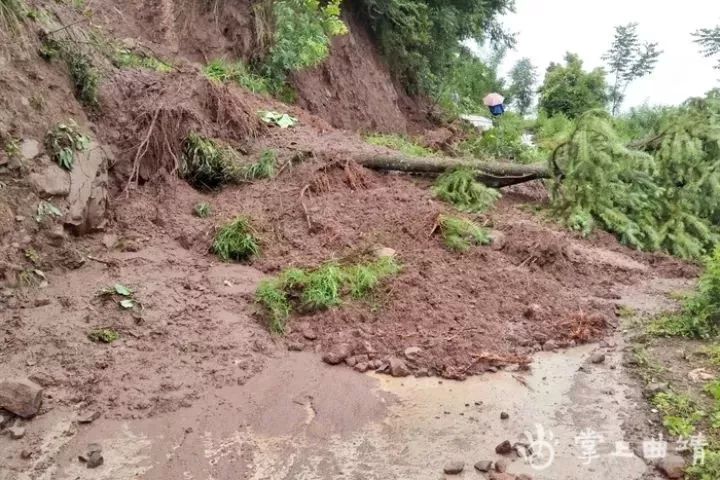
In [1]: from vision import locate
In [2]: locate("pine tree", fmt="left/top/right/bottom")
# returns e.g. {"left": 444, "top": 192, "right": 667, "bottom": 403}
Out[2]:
{"left": 694, "top": 24, "right": 720, "bottom": 70}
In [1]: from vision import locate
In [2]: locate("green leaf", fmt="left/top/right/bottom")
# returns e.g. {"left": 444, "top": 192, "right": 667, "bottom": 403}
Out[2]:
{"left": 114, "top": 283, "right": 132, "bottom": 296}
{"left": 119, "top": 299, "right": 135, "bottom": 309}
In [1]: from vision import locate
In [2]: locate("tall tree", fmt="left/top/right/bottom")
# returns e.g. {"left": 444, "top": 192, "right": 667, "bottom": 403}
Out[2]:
{"left": 694, "top": 24, "right": 720, "bottom": 70}
{"left": 538, "top": 53, "right": 609, "bottom": 119}
{"left": 603, "top": 23, "right": 662, "bottom": 115}
{"left": 508, "top": 58, "right": 537, "bottom": 115}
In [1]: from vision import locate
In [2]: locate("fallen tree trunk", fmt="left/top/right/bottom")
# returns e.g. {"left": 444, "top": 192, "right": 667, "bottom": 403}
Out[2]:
{"left": 351, "top": 152, "right": 551, "bottom": 188}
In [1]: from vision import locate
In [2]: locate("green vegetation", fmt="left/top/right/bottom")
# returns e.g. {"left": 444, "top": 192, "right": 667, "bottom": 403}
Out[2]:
{"left": 98, "top": 283, "right": 139, "bottom": 310}
{"left": 0, "top": 0, "right": 25, "bottom": 32}
{"left": 538, "top": 53, "right": 609, "bottom": 119}
{"left": 88, "top": 328, "right": 119, "bottom": 344}
{"left": 649, "top": 246, "right": 720, "bottom": 338}
{"left": 694, "top": 24, "right": 720, "bottom": 70}
{"left": 458, "top": 112, "right": 535, "bottom": 162}
{"left": 258, "top": 111, "right": 298, "bottom": 128}
{"left": 203, "top": 59, "right": 270, "bottom": 94}
{"left": 39, "top": 37, "right": 100, "bottom": 108}
{"left": 364, "top": 133, "right": 432, "bottom": 157}
{"left": 34, "top": 201, "right": 62, "bottom": 222}
{"left": 193, "top": 202, "right": 212, "bottom": 218}
{"left": 507, "top": 57, "right": 537, "bottom": 116}
{"left": 438, "top": 215, "right": 491, "bottom": 252}
{"left": 652, "top": 391, "right": 705, "bottom": 437}
{"left": 256, "top": 256, "right": 400, "bottom": 333}
{"left": 433, "top": 169, "right": 501, "bottom": 213}
{"left": 242, "top": 150, "right": 277, "bottom": 180}
{"left": 45, "top": 121, "right": 90, "bottom": 170}
{"left": 2, "top": 135, "right": 20, "bottom": 160}
{"left": 212, "top": 217, "right": 260, "bottom": 262}
{"left": 687, "top": 450, "right": 720, "bottom": 480}
{"left": 181, "top": 133, "right": 242, "bottom": 189}
{"left": 113, "top": 49, "right": 172, "bottom": 73}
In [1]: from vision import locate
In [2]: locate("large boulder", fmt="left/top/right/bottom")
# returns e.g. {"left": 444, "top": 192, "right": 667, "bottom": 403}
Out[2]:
{"left": 30, "top": 160, "right": 71, "bottom": 197}
{"left": 0, "top": 378, "right": 43, "bottom": 418}
{"left": 64, "top": 142, "right": 109, "bottom": 234}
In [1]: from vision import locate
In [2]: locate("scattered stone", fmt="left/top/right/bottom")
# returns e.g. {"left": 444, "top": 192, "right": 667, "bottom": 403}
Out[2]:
{"left": 8, "top": 425, "right": 26, "bottom": 439}
{"left": 523, "top": 303, "right": 542, "bottom": 319}
{"left": 589, "top": 352, "right": 606, "bottom": 364}
{"left": 302, "top": 327, "right": 318, "bottom": 341}
{"left": 102, "top": 234, "right": 118, "bottom": 249}
{"left": 374, "top": 246, "right": 396, "bottom": 259}
{"left": 415, "top": 368, "right": 429, "bottom": 377}
{"left": 15, "top": 215, "right": 24, "bottom": 222}
{"left": 474, "top": 460, "right": 493, "bottom": 472}
{"left": 86, "top": 451, "right": 104, "bottom": 468}
{"left": 354, "top": 362, "right": 369, "bottom": 373}
{"left": 657, "top": 454, "right": 685, "bottom": 479}
{"left": 645, "top": 382, "right": 668, "bottom": 397}
{"left": 500, "top": 411, "right": 509, "bottom": 420}
{"left": 404, "top": 346, "right": 422, "bottom": 360}
{"left": 490, "top": 230, "right": 506, "bottom": 250}
{"left": 46, "top": 225, "right": 67, "bottom": 247}
{"left": 287, "top": 342, "right": 305, "bottom": 352}
{"left": 542, "top": 339, "right": 559, "bottom": 351}
{"left": 495, "top": 440, "right": 513, "bottom": 455}
{"left": 77, "top": 410, "right": 100, "bottom": 424}
{"left": 495, "top": 459, "right": 509, "bottom": 473}
{"left": 389, "top": 357, "right": 410, "bottom": 377}
{"left": 19, "top": 139, "right": 41, "bottom": 161}
{"left": 443, "top": 461, "right": 464, "bottom": 474}
{"left": 33, "top": 298, "right": 51, "bottom": 307}
{"left": 0, "top": 378, "right": 43, "bottom": 418}
{"left": 30, "top": 163, "right": 71, "bottom": 197}
{"left": 322, "top": 343, "right": 353, "bottom": 365}
{"left": 489, "top": 472, "right": 515, "bottom": 480}
{"left": 20, "top": 449, "right": 32, "bottom": 459}
{"left": 0, "top": 410, "right": 13, "bottom": 429}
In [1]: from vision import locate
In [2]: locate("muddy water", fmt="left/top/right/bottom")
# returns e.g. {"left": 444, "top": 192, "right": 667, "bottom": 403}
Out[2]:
{"left": 4, "top": 342, "right": 656, "bottom": 480}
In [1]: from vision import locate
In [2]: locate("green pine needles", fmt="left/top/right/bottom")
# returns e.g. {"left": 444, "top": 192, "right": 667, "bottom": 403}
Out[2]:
{"left": 438, "top": 215, "right": 492, "bottom": 252}
{"left": 433, "top": 169, "right": 502, "bottom": 213}
{"left": 212, "top": 217, "right": 261, "bottom": 262}
{"left": 256, "top": 256, "right": 400, "bottom": 334}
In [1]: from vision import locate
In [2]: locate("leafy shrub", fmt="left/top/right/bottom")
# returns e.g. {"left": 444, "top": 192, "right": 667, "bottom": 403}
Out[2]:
{"left": 45, "top": 121, "right": 90, "bottom": 170}
{"left": 364, "top": 133, "right": 432, "bottom": 157}
{"left": 458, "top": 112, "right": 532, "bottom": 161}
{"left": 651, "top": 391, "right": 705, "bottom": 437}
{"left": 194, "top": 202, "right": 212, "bottom": 218}
{"left": 181, "top": 133, "right": 242, "bottom": 189}
{"left": 212, "top": 217, "right": 260, "bottom": 262}
{"left": 203, "top": 59, "right": 270, "bottom": 95}
{"left": 40, "top": 37, "right": 100, "bottom": 108}
{"left": 687, "top": 450, "right": 720, "bottom": 480}
{"left": 114, "top": 49, "right": 172, "bottom": 73}
{"left": 242, "top": 150, "right": 277, "bottom": 180}
{"left": 433, "top": 169, "right": 501, "bottom": 213}
{"left": 438, "top": 215, "right": 491, "bottom": 252}
{"left": 256, "top": 256, "right": 400, "bottom": 333}
{"left": 88, "top": 328, "right": 119, "bottom": 344}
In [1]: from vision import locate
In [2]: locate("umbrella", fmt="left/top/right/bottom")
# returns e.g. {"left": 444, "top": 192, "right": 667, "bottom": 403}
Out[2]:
{"left": 483, "top": 93, "right": 505, "bottom": 107}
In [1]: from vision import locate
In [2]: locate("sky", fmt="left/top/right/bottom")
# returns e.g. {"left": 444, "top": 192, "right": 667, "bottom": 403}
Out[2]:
{"left": 497, "top": 0, "right": 720, "bottom": 111}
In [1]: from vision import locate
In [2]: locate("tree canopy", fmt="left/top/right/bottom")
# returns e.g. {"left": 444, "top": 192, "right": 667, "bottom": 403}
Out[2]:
{"left": 508, "top": 57, "right": 537, "bottom": 115}
{"left": 537, "top": 53, "right": 609, "bottom": 119}
{"left": 694, "top": 24, "right": 720, "bottom": 70}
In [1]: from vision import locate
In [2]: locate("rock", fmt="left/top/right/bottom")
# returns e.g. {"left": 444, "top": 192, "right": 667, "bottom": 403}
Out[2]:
{"left": 374, "top": 247, "right": 396, "bottom": 259}
{"left": 589, "top": 352, "right": 606, "bottom": 364}
{"left": 322, "top": 343, "right": 353, "bottom": 365}
{"left": 542, "top": 339, "right": 559, "bottom": 351}
{"left": 30, "top": 163, "right": 71, "bottom": 197}
{"left": 0, "top": 378, "right": 43, "bottom": 418}
{"left": 86, "top": 451, "right": 104, "bottom": 468}
{"left": 657, "top": 454, "right": 685, "bottom": 479}
{"left": 287, "top": 342, "right": 305, "bottom": 352}
{"left": 495, "top": 458, "right": 509, "bottom": 473}
{"left": 495, "top": 440, "right": 513, "bottom": 455}
{"left": 34, "top": 298, "right": 51, "bottom": 307}
{"left": 415, "top": 368, "right": 429, "bottom": 377}
{"left": 77, "top": 410, "right": 100, "bottom": 424}
{"left": 443, "top": 461, "right": 464, "bottom": 474}
{"left": 500, "top": 411, "right": 510, "bottom": 420}
{"left": 490, "top": 230, "right": 506, "bottom": 250}
{"left": 523, "top": 303, "right": 542, "bottom": 319}
{"left": 102, "top": 234, "right": 118, "bottom": 249}
{"left": 474, "top": 460, "right": 493, "bottom": 472}
{"left": 8, "top": 425, "right": 25, "bottom": 439}
{"left": 19, "top": 139, "right": 41, "bottom": 161}
{"left": 64, "top": 142, "right": 109, "bottom": 235}
{"left": 389, "top": 357, "right": 410, "bottom": 377}
{"left": 46, "top": 225, "right": 67, "bottom": 247}
{"left": 404, "top": 346, "right": 422, "bottom": 360}
{"left": 489, "top": 473, "right": 515, "bottom": 480}
{"left": 354, "top": 362, "right": 369, "bottom": 373}
{"left": 369, "top": 359, "right": 384, "bottom": 370}
{"left": 20, "top": 449, "right": 32, "bottom": 459}
{"left": 302, "top": 327, "right": 318, "bottom": 341}
{"left": 645, "top": 382, "right": 668, "bottom": 397}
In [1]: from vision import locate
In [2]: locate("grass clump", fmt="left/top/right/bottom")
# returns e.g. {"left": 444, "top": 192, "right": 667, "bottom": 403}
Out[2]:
{"left": 433, "top": 168, "right": 502, "bottom": 213}
{"left": 203, "top": 59, "right": 270, "bottom": 95}
{"left": 88, "top": 328, "right": 119, "bottom": 344}
{"left": 438, "top": 215, "right": 491, "bottom": 252}
{"left": 364, "top": 133, "right": 433, "bottom": 157}
{"left": 256, "top": 256, "right": 400, "bottom": 334}
{"left": 212, "top": 216, "right": 260, "bottom": 262}
{"left": 242, "top": 150, "right": 277, "bottom": 180}
{"left": 39, "top": 37, "right": 100, "bottom": 108}
{"left": 687, "top": 450, "right": 720, "bottom": 480}
{"left": 181, "top": 133, "right": 242, "bottom": 189}
{"left": 194, "top": 202, "right": 212, "bottom": 218}
{"left": 0, "top": 0, "right": 25, "bottom": 32}
{"left": 45, "top": 121, "right": 90, "bottom": 170}
{"left": 113, "top": 49, "right": 172, "bottom": 72}
{"left": 652, "top": 391, "right": 705, "bottom": 437}
{"left": 649, "top": 246, "right": 720, "bottom": 339}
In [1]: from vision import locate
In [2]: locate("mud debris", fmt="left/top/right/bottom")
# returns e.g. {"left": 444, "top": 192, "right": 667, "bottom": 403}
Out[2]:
{"left": 322, "top": 343, "right": 353, "bottom": 365}
{"left": 389, "top": 357, "right": 411, "bottom": 377}
{"left": 77, "top": 410, "right": 101, "bottom": 424}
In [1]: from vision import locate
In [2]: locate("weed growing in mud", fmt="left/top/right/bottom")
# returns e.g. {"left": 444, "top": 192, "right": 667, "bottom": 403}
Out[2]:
{"left": 433, "top": 168, "right": 502, "bottom": 213}
{"left": 652, "top": 391, "right": 705, "bottom": 437}
{"left": 438, "top": 215, "right": 492, "bottom": 252}
{"left": 24, "top": 248, "right": 40, "bottom": 266}
{"left": 193, "top": 202, "right": 212, "bottom": 218}
{"left": 203, "top": 59, "right": 270, "bottom": 95}
{"left": 2, "top": 135, "right": 20, "bottom": 160}
{"left": 45, "top": 121, "right": 90, "bottom": 170}
{"left": 88, "top": 328, "right": 119, "bottom": 344}
{"left": 181, "top": 133, "right": 242, "bottom": 189}
{"left": 649, "top": 246, "right": 720, "bottom": 339}
{"left": 364, "top": 133, "right": 433, "bottom": 157}
{"left": 97, "top": 283, "right": 139, "bottom": 310}
{"left": 39, "top": 37, "right": 99, "bottom": 108}
{"left": 212, "top": 217, "right": 260, "bottom": 262}
{"left": 0, "top": 0, "right": 25, "bottom": 32}
{"left": 687, "top": 451, "right": 720, "bottom": 480}
{"left": 256, "top": 256, "right": 400, "bottom": 334}
{"left": 242, "top": 150, "right": 277, "bottom": 180}
{"left": 113, "top": 49, "right": 173, "bottom": 73}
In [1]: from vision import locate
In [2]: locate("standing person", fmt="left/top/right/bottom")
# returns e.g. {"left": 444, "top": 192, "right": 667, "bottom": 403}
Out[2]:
{"left": 483, "top": 92, "right": 505, "bottom": 117}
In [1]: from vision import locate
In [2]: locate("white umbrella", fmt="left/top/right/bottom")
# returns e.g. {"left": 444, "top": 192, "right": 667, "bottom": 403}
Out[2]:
{"left": 483, "top": 93, "right": 505, "bottom": 107}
